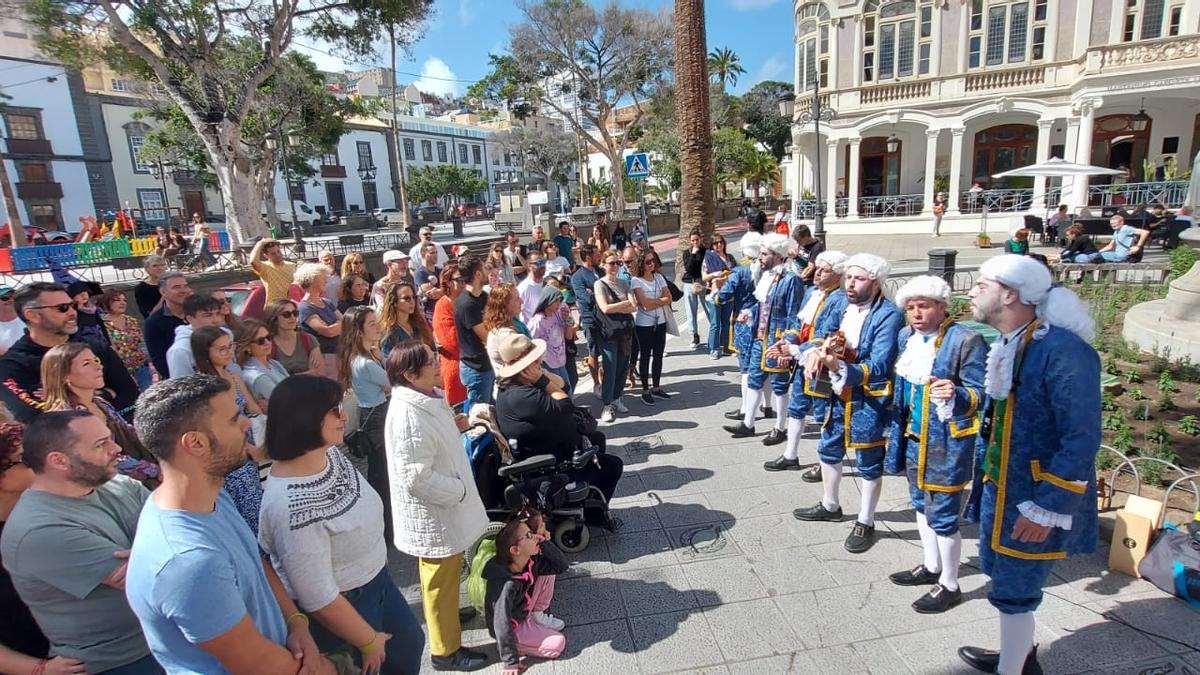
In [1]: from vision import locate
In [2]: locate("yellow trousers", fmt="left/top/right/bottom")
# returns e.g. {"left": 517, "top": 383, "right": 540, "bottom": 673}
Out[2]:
{"left": 418, "top": 554, "right": 464, "bottom": 657}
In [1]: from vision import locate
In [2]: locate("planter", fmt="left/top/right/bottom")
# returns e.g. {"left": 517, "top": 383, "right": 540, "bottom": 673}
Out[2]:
{"left": 975, "top": 236, "right": 992, "bottom": 248}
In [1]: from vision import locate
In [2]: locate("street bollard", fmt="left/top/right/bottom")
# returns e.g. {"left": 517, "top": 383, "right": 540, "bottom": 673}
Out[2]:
{"left": 927, "top": 248, "right": 958, "bottom": 285}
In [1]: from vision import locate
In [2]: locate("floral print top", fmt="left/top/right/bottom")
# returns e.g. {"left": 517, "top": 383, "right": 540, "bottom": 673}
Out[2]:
{"left": 102, "top": 316, "right": 150, "bottom": 372}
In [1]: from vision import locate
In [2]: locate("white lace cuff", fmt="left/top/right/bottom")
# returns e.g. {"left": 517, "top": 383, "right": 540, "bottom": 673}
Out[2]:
{"left": 934, "top": 398, "right": 955, "bottom": 423}
{"left": 788, "top": 344, "right": 804, "bottom": 358}
{"left": 830, "top": 362, "right": 848, "bottom": 395}
{"left": 1017, "top": 500, "right": 1073, "bottom": 530}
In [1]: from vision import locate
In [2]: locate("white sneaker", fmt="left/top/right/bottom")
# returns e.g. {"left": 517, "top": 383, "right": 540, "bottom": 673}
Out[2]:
{"left": 531, "top": 611, "right": 565, "bottom": 631}
{"left": 600, "top": 405, "right": 616, "bottom": 423}
{"left": 613, "top": 399, "right": 630, "bottom": 414}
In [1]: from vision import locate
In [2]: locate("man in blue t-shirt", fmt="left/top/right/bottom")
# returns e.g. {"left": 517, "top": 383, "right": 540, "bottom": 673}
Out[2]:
{"left": 552, "top": 221, "right": 577, "bottom": 267}
{"left": 128, "top": 375, "right": 334, "bottom": 675}
{"left": 1093, "top": 214, "right": 1150, "bottom": 262}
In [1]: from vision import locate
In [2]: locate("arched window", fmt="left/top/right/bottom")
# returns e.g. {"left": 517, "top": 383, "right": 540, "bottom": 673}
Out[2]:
{"left": 862, "top": 0, "right": 933, "bottom": 82}
{"left": 973, "top": 124, "right": 1037, "bottom": 188}
{"left": 966, "top": 0, "right": 1049, "bottom": 69}
{"left": 1122, "top": 0, "right": 1187, "bottom": 41}
{"left": 797, "top": 2, "right": 831, "bottom": 90}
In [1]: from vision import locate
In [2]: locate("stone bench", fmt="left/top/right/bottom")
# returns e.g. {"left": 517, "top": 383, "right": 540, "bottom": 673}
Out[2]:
{"left": 1052, "top": 262, "right": 1170, "bottom": 284}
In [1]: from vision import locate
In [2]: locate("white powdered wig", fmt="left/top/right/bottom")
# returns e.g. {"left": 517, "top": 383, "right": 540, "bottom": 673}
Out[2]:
{"left": 814, "top": 250, "right": 849, "bottom": 274}
{"left": 761, "top": 233, "right": 793, "bottom": 257}
{"left": 844, "top": 253, "right": 891, "bottom": 281}
{"left": 895, "top": 275, "right": 951, "bottom": 309}
{"left": 741, "top": 231, "right": 764, "bottom": 258}
{"left": 978, "top": 254, "right": 1094, "bottom": 342}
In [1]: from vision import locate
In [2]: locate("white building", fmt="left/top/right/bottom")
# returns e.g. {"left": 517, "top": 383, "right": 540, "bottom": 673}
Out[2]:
{"left": 538, "top": 72, "right": 600, "bottom": 133}
{"left": 389, "top": 114, "right": 494, "bottom": 203}
{"left": 785, "top": 0, "right": 1200, "bottom": 234}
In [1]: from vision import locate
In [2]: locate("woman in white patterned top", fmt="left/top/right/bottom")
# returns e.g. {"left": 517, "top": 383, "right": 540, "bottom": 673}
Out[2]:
{"left": 258, "top": 374, "right": 424, "bottom": 675}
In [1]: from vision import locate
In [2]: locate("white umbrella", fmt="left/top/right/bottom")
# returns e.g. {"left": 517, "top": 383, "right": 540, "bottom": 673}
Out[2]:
{"left": 992, "top": 157, "right": 1124, "bottom": 179}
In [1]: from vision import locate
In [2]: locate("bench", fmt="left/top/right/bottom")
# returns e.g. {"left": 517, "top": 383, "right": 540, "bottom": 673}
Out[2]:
{"left": 1051, "top": 262, "right": 1170, "bottom": 284}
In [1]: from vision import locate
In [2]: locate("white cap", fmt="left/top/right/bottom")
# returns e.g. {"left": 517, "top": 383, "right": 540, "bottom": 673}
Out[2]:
{"left": 740, "top": 232, "right": 764, "bottom": 257}
{"left": 844, "top": 253, "right": 891, "bottom": 281}
{"left": 895, "top": 275, "right": 951, "bottom": 308}
{"left": 761, "top": 233, "right": 793, "bottom": 257}
{"left": 382, "top": 250, "right": 408, "bottom": 263}
{"left": 814, "top": 251, "right": 849, "bottom": 274}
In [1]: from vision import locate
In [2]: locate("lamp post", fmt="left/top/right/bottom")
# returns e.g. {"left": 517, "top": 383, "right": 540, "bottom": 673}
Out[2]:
{"left": 358, "top": 163, "right": 377, "bottom": 212}
{"left": 266, "top": 131, "right": 304, "bottom": 253}
{"left": 779, "top": 83, "right": 837, "bottom": 244}
{"left": 149, "top": 159, "right": 176, "bottom": 227}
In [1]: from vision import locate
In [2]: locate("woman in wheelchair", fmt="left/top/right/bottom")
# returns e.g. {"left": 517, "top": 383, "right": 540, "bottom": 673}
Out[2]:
{"left": 492, "top": 333, "right": 623, "bottom": 505}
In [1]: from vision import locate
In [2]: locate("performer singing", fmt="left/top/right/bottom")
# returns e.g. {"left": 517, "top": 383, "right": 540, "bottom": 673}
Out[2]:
{"left": 722, "top": 234, "right": 804, "bottom": 439}
{"left": 718, "top": 232, "right": 775, "bottom": 423}
{"left": 792, "top": 254, "right": 902, "bottom": 554}
{"left": 762, "top": 251, "right": 849, "bottom": 469}
{"left": 958, "top": 255, "right": 1099, "bottom": 675}
{"left": 883, "top": 275, "right": 986, "bottom": 614}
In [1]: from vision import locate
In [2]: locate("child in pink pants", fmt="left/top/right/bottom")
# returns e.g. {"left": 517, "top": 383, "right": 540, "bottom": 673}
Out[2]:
{"left": 484, "top": 511, "right": 570, "bottom": 673}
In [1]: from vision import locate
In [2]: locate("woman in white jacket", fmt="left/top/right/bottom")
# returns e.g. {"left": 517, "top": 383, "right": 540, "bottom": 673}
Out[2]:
{"left": 384, "top": 339, "right": 489, "bottom": 672}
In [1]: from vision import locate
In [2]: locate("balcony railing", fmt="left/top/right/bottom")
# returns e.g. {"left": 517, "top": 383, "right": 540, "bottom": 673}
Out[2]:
{"left": 964, "top": 65, "right": 1045, "bottom": 92}
{"left": 4, "top": 138, "right": 52, "bottom": 155}
{"left": 958, "top": 189, "right": 1034, "bottom": 213}
{"left": 860, "top": 193, "right": 924, "bottom": 218}
{"left": 16, "top": 181, "right": 64, "bottom": 199}
{"left": 1090, "top": 35, "right": 1200, "bottom": 74}
{"left": 860, "top": 80, "right": 931, "bottom": 105}
{"left": 1087, "top": 180, "right": 1190, "bottom": 208}
{"left": 320, "top": 165, "right": 347, "bottom": 178}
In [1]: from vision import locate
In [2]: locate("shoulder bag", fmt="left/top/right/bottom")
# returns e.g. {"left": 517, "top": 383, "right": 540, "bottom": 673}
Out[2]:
{"left": 595, "top": 281, "right": 634, "bottom": 340}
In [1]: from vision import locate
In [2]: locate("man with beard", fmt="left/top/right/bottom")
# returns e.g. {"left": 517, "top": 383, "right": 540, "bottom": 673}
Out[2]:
{"left": 957, "top": 256, "right": 1099, "bottom": 675}
{"left": 762, "top": 251, "right": 849, "bottom": 469}
{"left": 793, "top": 254, "right": 903, "bottom": 555}
{"left": 127, "top": 375, "right": 334, "bottom": 675}
{"left": 0, "top": 410, "right": 160, "bottom": 674}
{"left": 0, "top": 282, "right": 138, "bottom": 422}
{"left": 722, "top": 234, "right": 804, "bottom": 439}
{"left": 719, "top": 233, "right": 777, "bottom": 422}
{"left": 883, "top": 275, "right": 986, "bottom": 614}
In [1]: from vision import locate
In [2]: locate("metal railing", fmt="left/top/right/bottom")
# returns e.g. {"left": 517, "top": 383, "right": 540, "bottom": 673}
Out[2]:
{"left": 858, "top": 193, "right": 924, "bottom": 218}
{"left": 1087, "top": 180, "right": 1189, "bottom": 209}
{"left": 958, "top": 189, "right": 1034, "bottom": 213}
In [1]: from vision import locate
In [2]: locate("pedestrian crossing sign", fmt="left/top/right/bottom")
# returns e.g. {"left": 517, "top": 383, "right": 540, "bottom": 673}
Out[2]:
{"left": 625, "top": 152, "right": 651, "bottom": 179}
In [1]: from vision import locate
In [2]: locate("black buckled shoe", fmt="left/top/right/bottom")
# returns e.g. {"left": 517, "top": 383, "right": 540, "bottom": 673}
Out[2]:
{"left": 958, "top": 645, "right": 1043, "bottom": 674}
{"left": 723, "top": 422, "right": 756, "bottom": 438}
{"left": 762, "top": 428, "right": 787, "bottom": 446}
{"left": 888, "top": 564, "right": 940, "bottom": 587}
{"left": 431, "top": 647, "right": 489, "bottom": 672}
{"left": 800, "top": 464, "right": 823, "bottom": 483}
{"left": 844, "top": 522, "right": 876, "bottom": 553}
{"left": 912, "top": 584, "right": 962, "bottom": 614}
{"left": 763, "top": 456, "right": 801, "bottom": 472}
{"left": 724, "top": 408, "right": 745, "bottom": 420}
{"left": 793, "top": 502, "right": 844, "bottom": 522}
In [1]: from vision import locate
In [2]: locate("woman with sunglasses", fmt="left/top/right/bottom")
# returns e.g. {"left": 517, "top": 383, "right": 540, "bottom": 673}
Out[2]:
{"left": 702, "top": 233, "right": 737, "bottom": 360}
{"left": 593, "top": 251, "right": 636, "bottom": 423}
{"left": 341, "top": 252, "right": 376, "bottom": 286}
{"left": 40, "top": 342, "right": 161, "bottom": 487}
{"left": 630, "top": 250, "right": 672, "bottom": 405}
{"left": 259, "top": 375, "right": 424, "bottom": 675}
{"left": 0, "top": 421, "right": 89, "bottom": 675}
{"left": 384, "top": 341, "right": 487, "bottom": 672}
{"left": 431, "top": 264, "right": 467, "bottom": 409}
{"left": 378, "top": 282, "right": 434, "bottom": 359}
{"left": 235, "top": 319, "right": 289, "bottom": 407}
{"left": 264, "top": 299, "right": 324, "bottom": 376}
{"left": 338, "top": 274, "right": 372, "bottom": 313}
{"left": 98, "top": 289, "right": 153, "bottom": 391}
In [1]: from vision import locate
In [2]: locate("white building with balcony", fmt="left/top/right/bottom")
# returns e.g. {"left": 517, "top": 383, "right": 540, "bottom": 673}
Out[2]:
{"left": 785, "top": 0, "right": 1200, "bottom": 234}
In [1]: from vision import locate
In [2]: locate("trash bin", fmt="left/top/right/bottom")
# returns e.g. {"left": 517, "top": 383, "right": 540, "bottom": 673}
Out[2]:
{"left": 451, "top": 216, "right": 464, "bottom": 238}
{"left": 928, "top": 248, "right": 958, "bottom": 285}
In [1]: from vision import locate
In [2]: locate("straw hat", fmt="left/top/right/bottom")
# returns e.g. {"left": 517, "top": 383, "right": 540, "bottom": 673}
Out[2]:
{"left": 495, "top": 333, "right": 547, "bottom": 378}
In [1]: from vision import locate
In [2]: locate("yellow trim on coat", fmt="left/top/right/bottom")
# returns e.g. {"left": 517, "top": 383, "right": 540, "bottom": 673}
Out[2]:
{"left": 1030, "top": 460, "right": 1087, "bottom": 494}
{"left": 949, "top": 417, "right": 981, "bottom": 438}
{"left": 914, "top": 319, "right": 971, "bottom": 490}
{"left": 864, "top": 381, "right": 893, "bottom": 398}
{"left": 965, "top": 388, "right": 979, "bottom": 418}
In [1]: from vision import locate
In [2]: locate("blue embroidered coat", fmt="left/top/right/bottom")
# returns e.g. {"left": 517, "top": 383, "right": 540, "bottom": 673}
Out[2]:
{"left": 780, "top": 287, "right": 848, "bottom": 417}
{"left": 716, "top": 263, "right": 758, "bottom": 355}
{"left": 966, "top": 323, "right": 1101, "bottom": 561}
{"left": 745, "top": 269, "right": 806, "bottom": 373}
{"left": 884, "top": 320, "right": 987, "bottom": 491}
{"left": 816, "top": 295, "right": 903, "bottom": 449}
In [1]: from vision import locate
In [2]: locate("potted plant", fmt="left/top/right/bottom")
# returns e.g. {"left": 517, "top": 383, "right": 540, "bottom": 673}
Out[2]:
{"left": 976, "top": 221, "right": 992, "bottom": 248}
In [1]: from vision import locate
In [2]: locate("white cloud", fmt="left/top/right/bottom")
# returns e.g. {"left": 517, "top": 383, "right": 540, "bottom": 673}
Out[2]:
{"left": 414, "top": 56, "right": 462, "bottom": 97}
{"left": 727, "top": 0, "right": 782, "bottom": 10}
{"left": 458, "top": 0, "right": 475, "bottom": 25}
{"left": 751, "top": 53, "right": 787, "bottom": 86}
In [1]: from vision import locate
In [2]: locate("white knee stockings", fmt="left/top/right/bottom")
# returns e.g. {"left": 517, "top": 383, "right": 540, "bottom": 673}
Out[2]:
{"left": 998, "top": 612, "right": 1036, "bottom": 675}
{"left": 820, "top": 461, "right": 843, "bottom": 511}
{"left": 858, "top": 478, "right": 882, "bottom": 526}
{"left": 773, "top": 394, "right": 788, "bottom": 430}
{"left": 783, "top": 417, "right": 806, "bottom": 460}
{"left": 915, "top": 512, "right": 962, "bottom": 591}
{"left": 742, "top": 388, "right": 762, "bottom": 428}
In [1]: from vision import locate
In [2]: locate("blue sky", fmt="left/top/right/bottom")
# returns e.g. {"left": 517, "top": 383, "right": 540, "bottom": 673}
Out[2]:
{"left": 294, "top": 0, "right": 794, "bottom": 98}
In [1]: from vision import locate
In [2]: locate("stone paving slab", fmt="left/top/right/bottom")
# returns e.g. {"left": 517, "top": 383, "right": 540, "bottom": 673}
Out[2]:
{"left": 395, "top": 319, "right": 1200, "bottom": 675}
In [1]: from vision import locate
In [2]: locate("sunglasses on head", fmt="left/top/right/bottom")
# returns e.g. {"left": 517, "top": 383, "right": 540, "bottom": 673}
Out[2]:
{"left": 28, "top": 302, "right": 77, "bottom": 313}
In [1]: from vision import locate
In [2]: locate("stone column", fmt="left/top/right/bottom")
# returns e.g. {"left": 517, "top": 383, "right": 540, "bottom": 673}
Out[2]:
{"left": 948, "top": 127, "right": 966, "bottom": 213}
{"left": 848, "top": 138, "right": 862, "bottom": 217}
{"left": 1071, "top": 99, "right": 1099, "bottom": 211}
{"left": 922, "top": 129, "right": 940, "bottom": 215}
{"left": 931, "top": 2, "right": 944, "bottom": 76}
{"left": 1033, "top": 119, "right": 1055, "bottom": 207}
{"left": 827, "top": 138, "right": 840, "bottom": 219}
{"left": 853, "top": 18, "right": 864, "bottom": 88}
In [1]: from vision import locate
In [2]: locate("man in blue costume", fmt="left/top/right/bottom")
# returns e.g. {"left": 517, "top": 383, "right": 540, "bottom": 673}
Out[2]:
{"left": 792, "top": 254, "right": 903, "bottom": 554}
{"left": 958, "top": 255, "right": 1099, "bottom": 675}
{"left": 718, "top": 233, "right": 776, "bottom": 423}
{"left": 722, "top": 234, "right": 804, "bottom": 439}
{"left": 884, "top": 275, "right": 987, "bottom": 614}
{"left": 762, "top": 250, "right": 849, "bottom": 469}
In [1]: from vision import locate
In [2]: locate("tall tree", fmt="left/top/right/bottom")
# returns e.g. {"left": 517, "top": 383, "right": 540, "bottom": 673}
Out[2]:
{"left": 27, "top": 0, "right": 432, "bottom": 245}
{"left": 707, "top": 47, "right": 746, "bottom": 93}
{"left": 674, "top": 0, "right": 715, "bottom": 252}
{"left": 406, "top": 165, "right": 488, "bottom": 217}
{"left": 470, "top": 0, "right": 673, "bottom": 214}
{"left": 490, "top": 125, "right": 578, "bottom": 201}
{"left": 741, "top": 80, "right": 793, "bottom": 160}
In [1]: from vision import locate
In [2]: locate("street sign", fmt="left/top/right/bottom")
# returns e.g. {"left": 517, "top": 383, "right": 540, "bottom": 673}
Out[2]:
{"left": 625, "top": 152, "right": 651, "bottom": 179}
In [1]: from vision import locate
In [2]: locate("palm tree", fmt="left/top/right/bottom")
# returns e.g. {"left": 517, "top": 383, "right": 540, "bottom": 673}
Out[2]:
{"left": 707, "top": 47, "right": 746, "bottom": 92}
{"left": 741, "top": 151, "right": 780, "bottom": 199}
{"left": 675, "top": 0, "right": 715, "bottom": 257}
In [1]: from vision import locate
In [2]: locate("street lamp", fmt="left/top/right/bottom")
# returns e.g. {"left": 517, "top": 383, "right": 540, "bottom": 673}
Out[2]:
{"left": 149, "top": 159, "right": 176, "bottom": 227}
{"left": 779, "top": 84, "right": 837, "bottom": 244}
{"left": 358, "top": 164, "right": 377, "bottom": 181}
{"left": 266, "top": 130, "right": 305, "bottom": 253}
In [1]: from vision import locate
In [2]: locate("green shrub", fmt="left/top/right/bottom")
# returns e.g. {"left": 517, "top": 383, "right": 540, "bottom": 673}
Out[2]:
{"left": 1169, "top": 244, "right": 1198, "bottom": 281}
{"left": 1102, "top": 409, "right": 1127, "bottom": 431}
{"left": 1096, "top": 447, "right": 1122, "bottom": 472}
{"left": 1130, "top": 387, "right": 1146, "bottom": 401}
{"left": 1133, "top": 403, "right": 1151, "bottom": 420}
{"left": 1126, "top": 369, "right": 1143, "bottom": 384}
{"left": 1101, "top": 390, "right": 1119, "bottom": 411}
{"left": 1149, "top": 348, "right": 1171, "bottom": 375}
{"left": 1113, "top": 341, "right": 1141, "bottom": 363}
{"left": 1111, "top": 426, "right": 1135, "bottom": 453}
{"left": 1146, "top": 421, "right": 1171, "bottom": 446}
{"left": 1172, "top": 355, "right": 1200, "bottom": 383}
{"left": 1102, "top": 354, "right": 1120, "bottom": 376}
{"left": 1157, "top": 370, "right": 1178, "bottom": 393}
{"left": 1156, "top": 392, "right": 1177, "bottom": 413}
{"left": 1179, "top": 415, "right": 1200, "bottom": 436}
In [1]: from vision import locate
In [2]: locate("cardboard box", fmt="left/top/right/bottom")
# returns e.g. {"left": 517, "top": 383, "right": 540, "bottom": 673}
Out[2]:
{"left": 1109, "top": 495, "right": 1165, "bottom": 578}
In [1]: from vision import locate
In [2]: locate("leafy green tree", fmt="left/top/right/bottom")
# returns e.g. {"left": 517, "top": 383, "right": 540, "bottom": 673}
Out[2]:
{"left": 27, "top": 0, "right": 432, "bottom": 244}
{"left": 707, "top": 47, "right": 747, "bottom": 92}
{"left": 407, "top": 165, "right": 489, "bottom": 216}
{"left": 490, "top": 125, "right": 578, "bottom": 201}
{"left": 742, "top": 151, "right": 780, "bottom": 198}
{"left": 741, "top": 80, "right": 793, "bottom": 160}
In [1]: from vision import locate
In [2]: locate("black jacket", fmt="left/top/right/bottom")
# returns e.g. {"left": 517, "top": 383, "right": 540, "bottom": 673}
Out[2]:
{"left": 484, "top": 542, "right": 569, "bottom": 666}
{"left": 0, "top": 334, "right": 139, "bottom": 423}
{"left": 144, "top": 305, "right": 186, "bottom": 377}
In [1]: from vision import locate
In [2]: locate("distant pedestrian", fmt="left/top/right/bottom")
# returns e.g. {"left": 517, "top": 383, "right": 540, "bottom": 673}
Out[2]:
{"left": 702, "top": 234, "right": 737, "bottom": 359}
{"left": 931, "top": 192, "right": 947, "bottom": 237}
{"left": 679, "top": 229, "right": 711, "bottom": 348}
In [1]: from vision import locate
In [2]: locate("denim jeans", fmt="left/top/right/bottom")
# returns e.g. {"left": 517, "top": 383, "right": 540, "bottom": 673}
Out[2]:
{"left": 459, "top": 362, "right": 495, "bottom": 410}
{"left": 359, "top": 402, "right": 391, "bottom": 545}
{"left": 706, "top": 297, "right": 733, "bottom": 353}
{"left": 99, "top": 654, "right": 164, "bottom": 675}
{"left": 310, "top": 567, "right": 426, "bottom": 675}
{"left": 600, "top": 335, "right": 630, "bottom": 405}
{"left": 681, "top": 282, "right": 711, "bottom": 340}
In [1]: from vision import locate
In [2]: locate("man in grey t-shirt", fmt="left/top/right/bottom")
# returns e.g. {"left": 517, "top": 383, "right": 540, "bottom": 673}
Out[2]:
{"left": 0, "top": 410, "right": 158, "bottom": 674}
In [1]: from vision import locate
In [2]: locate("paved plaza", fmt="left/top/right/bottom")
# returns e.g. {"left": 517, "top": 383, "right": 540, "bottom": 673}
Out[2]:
{"left": 386, "top": 326, "right": 1200, "bottom": 675}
